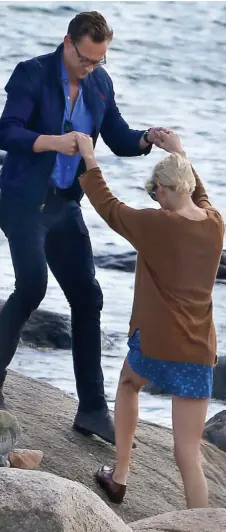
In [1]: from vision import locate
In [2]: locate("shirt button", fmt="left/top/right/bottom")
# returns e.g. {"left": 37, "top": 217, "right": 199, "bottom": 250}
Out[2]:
{"left": 67, "top": 96, "right": 70, "bottom": 100}
{"left": 67, "top": 165, "right": 71, "bottom": 170}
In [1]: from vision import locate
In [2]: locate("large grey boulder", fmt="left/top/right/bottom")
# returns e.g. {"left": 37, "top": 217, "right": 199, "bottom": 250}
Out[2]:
{"left": 130, "top": 508, "right": 226, "bottom": 532}
{"left": 212, "top": 356, "right": 226, "bottom": 401}
{"left": 95, "top": 250, "right": 226, "bottom": 279}
{"left": 0, "top": 300, "right": 114, "bottom": 350}
{"left": 94, "top": 251, "right": 136, "bottom": 273}
{"left": 218, "top": 250, "right": 226, "bottom": 279}
{"left": 0, "top": 469, "right": 131, "bottom": 532}
{"left": 0, "top": 299, "right": 71, "bottom": 350}
{"left": 203, "top": 409, "right": 226, "bottom": 452}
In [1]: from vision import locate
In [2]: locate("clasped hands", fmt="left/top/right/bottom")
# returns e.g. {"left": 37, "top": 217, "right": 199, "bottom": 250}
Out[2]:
{"left": 54, "top": 127, "right": 184, "bottom": 161}
{"left": 70, "top": 127, "right": 185, "bottom": 161}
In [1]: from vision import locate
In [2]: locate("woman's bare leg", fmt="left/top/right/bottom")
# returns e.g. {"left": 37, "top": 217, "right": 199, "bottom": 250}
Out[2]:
{"left": 113, "top": 358, "right": 148, "bottom": 485}
{"left": 172, "top": 395, "right": 209, "bottom": 509}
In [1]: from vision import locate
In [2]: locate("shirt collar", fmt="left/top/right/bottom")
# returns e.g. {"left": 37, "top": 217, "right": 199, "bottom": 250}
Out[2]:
{"left": 61, "top": 55, "right": 81, "bottom": 94}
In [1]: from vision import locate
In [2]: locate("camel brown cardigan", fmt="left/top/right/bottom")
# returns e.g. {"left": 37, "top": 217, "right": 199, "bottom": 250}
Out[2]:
{"left": 79, "top": 167, "right": 224, "bottom": 366}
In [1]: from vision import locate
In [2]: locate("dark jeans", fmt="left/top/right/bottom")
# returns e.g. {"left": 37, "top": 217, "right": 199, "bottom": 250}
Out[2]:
{"left": 0, "top": 190, "right": 106, "bottom": 412}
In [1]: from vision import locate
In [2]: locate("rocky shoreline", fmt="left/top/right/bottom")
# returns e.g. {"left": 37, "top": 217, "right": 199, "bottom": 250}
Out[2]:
{"left": 0, "top": 371, "right": 226, "bottom": 531}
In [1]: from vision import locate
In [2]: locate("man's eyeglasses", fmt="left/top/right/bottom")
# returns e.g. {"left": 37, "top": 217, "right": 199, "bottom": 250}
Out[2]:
{"left": 72, "top": 41, "right": 106, "bottom": 67}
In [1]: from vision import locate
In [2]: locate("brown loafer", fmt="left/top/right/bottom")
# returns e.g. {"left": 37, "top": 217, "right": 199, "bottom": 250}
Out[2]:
{"left": 95, "top": 465, "right": 126, "bottom": 504}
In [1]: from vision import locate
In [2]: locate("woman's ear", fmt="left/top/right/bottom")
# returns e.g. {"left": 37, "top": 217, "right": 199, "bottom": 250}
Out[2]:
{"left": 155, "top": 184, "right": 162, "bottom": 197}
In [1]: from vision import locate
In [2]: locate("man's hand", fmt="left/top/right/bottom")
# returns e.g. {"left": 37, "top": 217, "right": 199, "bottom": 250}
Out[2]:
{"left": 54, "top": 132, "right": 79, "bottom": 156}
{"left": 140, "top": 127, "right": 170, "bottom": 150}
{"left": 147, "top": 127, "right": 170, "bottom": 143}
{"left": 33, "top": 131, "right": 79, "bottom": 155}
{"left": 153, "top": 130, "right": 186, "bottom": 156}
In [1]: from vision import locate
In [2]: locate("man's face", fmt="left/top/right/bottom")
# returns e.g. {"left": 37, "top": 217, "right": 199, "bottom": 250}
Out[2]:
{"left": 63, "top": 34, "right": 109, "bottom": 79}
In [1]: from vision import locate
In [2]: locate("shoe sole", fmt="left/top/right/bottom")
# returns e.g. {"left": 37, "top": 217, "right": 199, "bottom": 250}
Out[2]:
{"left": 74, "top": 424, "right": 137, "bottom": 448}
{"left": 74, "top": 423, "right": 115, "bottom": 444}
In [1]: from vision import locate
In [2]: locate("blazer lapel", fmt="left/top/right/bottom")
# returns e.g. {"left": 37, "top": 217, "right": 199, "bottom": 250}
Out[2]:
{"left": 81, "top": 74, "right": 106, "bottom": 134}
{"left": 47, "top": 44, "right": 65, "bottom": 135}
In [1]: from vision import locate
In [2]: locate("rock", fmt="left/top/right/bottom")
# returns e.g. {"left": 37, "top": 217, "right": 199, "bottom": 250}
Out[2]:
{"left": 94, "top": 251, "right": 137, "bottom": 273}
{"left": 0, "top": 301, "right": 118, "bottom": 350}
{"left": 0, "top": 469, "right": 131, "bottom": 532}
{"left": 8, "top": 449, "right": 43, "bottom": 469}
{"left": 130, "top": 508, "right": 226, "bottom": 532}
{"left": 203, "top": 410, "right": 226, "bottom": 452}
{"left": 217, "top": 250, "right": 226, "bottom": 279}
{"left": 94, "top": 249, "right": 226, "bottom": 279}
{"left": 212, "top": 356, "right": 226, "bottom": 401}
{"left": 220, "top": 250, "right": 226, "bottom": 265}
{"left": 142, "top": 383, "right": 166, "bottom": 395}
{"left": 20, "top": 307, "right": 71, "bottom": 349}
{"left": 0, "top": 299, "right": 71, "bottom": 349}
{"left": 4, "top": 371, "right": 226, "bottom": 524}
{"left": 217, "top": 263, "right": 226, "bottom": 279}
{"left": 0, "top": 410, "right": 21, "bottom": 466}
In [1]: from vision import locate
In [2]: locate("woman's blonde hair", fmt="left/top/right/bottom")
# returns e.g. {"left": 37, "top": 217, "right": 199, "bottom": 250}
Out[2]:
{"left": 145, "top": 152, "right": 196, "bottom": 195}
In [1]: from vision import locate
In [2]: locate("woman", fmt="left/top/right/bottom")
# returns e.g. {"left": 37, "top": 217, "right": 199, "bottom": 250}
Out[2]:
{"left": 75, "top": 129, "right": 224, "bottom": 509}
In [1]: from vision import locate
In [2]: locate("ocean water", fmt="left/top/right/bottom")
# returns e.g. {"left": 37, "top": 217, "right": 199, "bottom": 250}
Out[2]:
{"left": 0, "top": 1, "right": 226, "bottom": 427}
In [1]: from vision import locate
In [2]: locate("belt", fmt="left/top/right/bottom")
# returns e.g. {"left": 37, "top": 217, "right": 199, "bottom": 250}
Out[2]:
{"left": 40, "top": 186, "right": 69, "bottom": 211}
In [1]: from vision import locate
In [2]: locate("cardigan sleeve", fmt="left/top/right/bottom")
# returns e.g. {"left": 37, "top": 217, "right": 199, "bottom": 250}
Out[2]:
{"left": 191, "top": 167, "right": 212, "bottom": 209}
{"left": 79, "top": 167, "right": 158, "bottom": 251}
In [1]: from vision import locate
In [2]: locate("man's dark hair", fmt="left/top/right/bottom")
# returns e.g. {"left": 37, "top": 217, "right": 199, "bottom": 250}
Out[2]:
{"left": 68, "top": 11, "right": 113, "bottom": 43}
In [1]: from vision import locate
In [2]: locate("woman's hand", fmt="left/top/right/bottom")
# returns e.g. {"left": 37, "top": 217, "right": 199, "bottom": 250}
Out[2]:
{"left": 75, "top": 133, "right": 98, "bottom": 171}
{"left": 153, "top": 130, "right": 186, "bottom": 156}
{"left": 75, "top": 133, "right": 94, "bottom": 159}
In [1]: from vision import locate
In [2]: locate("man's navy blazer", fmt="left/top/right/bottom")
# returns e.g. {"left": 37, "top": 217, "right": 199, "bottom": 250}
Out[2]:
{"left": 0, "top": 44, "right": 149, "bottom": 207}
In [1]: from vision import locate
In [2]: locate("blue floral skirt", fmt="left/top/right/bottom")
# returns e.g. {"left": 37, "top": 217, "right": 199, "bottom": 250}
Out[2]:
{"left": 127, "top": 330, "right": 213, "bottom": 398}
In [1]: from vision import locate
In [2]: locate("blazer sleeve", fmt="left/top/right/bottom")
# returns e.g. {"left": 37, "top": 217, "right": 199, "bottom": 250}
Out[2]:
{"left": 100, "top": 73, "right": 152, "bottom": 157}
{"left": 79, "top": 167, "right": 158, "bottom": 252}
{"left": 0, "top": 62, "right": 41, "bottom": 153}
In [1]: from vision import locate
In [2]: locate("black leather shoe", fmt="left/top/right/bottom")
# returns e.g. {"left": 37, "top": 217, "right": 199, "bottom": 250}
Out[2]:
{"left": 73, "top": 408, "right": 137, "bottom": 448}
{"left": 73, "top": 408, "right": 115, "bottom": 444}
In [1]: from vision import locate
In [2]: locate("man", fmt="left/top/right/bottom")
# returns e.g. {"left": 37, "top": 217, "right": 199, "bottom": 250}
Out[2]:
{"left": 0, "top": 11, "right": 161, "bottom": 444}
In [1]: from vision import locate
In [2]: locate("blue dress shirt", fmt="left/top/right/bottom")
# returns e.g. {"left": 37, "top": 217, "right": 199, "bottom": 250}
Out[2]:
{"left": 51, "top": 58, "right": 93, "bottom": 189}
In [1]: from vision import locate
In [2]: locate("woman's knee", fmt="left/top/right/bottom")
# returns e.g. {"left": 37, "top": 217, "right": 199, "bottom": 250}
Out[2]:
{"left": 119, "top": 362, "right": 143, "bottom": 393}
{"left": 119, "top": 374, "right": 139, "bottom": 393}
{"left": 174, "top": 441, "right": 201, "bottom": 471}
